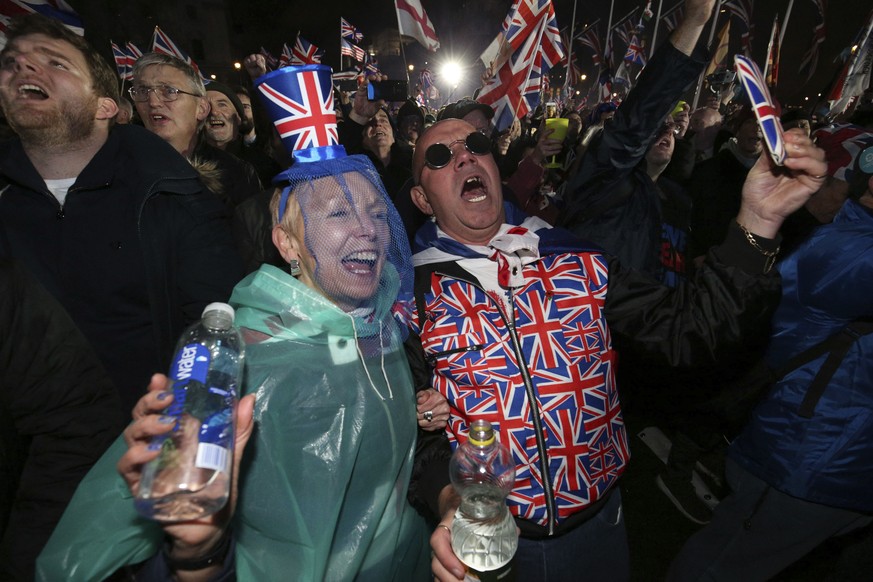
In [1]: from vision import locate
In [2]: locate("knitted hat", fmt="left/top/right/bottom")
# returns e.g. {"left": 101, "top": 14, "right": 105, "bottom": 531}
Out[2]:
{"left": 204, "top": 81, "right": 246, "bottom": 121}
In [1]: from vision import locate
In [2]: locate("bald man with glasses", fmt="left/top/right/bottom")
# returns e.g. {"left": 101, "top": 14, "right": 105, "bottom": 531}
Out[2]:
{"left": 406, "top": 117, "right": 828, "bottom": 581}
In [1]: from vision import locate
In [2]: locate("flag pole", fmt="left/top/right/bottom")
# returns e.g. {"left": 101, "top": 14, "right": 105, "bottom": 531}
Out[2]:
{"left": 393, "top": 2, "right": 412, "bottom": 87}
{"left": 690, "top": 0, "right": 722, "bottom": 110}
{"left": 562, "top": 0, "right": 579, "bottom": 99}
{"left": 779, "top": 0, "right": 794, "bottom": 49}
{"left": 650, "top": 0, "right": 664, "bottom": 59}
{"left": 339, "top": 18, "right": 344, "bottom": 73}
{"left": 763, "top": 15, "right": 779, "bottom": 81}
{"left": 604, "top": 0, "right": 615, "bottom": 89}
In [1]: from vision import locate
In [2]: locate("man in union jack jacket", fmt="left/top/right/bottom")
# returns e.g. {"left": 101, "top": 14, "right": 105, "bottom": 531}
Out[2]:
{"left": 406, "top": 112, "right": 827, "bottom": 579}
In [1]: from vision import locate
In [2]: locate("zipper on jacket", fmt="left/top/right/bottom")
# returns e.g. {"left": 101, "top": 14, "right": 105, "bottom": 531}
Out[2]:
{"left": 505, "top": 288, "right": 558, "bottom": 535}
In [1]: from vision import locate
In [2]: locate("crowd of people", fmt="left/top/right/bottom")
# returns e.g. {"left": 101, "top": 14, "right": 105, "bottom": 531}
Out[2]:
{"left": 1, "top": 0, "right": 871, "bottom": 580}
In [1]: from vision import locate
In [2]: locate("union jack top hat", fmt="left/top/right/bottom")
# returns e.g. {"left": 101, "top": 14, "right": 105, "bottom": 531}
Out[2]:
{"left": 254, "top": 64, "right": 346, "bottom": 166}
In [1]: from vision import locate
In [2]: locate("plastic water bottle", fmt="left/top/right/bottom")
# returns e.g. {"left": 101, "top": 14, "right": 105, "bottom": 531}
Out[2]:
{"left": 450, "top": 419, "right": 518, "bottom": 581}
{"left": 135, "top": 302, "right": 245, "bottom": 522}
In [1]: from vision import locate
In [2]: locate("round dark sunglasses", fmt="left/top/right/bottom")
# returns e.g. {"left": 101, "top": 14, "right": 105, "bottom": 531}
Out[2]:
{"left": 424, "top": 131, "right": 492, "bottom": 170}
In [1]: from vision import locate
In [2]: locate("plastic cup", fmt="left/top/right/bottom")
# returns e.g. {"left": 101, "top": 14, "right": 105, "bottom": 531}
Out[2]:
{"left": 544, "top": 118, "right": 569, "bottom": 168}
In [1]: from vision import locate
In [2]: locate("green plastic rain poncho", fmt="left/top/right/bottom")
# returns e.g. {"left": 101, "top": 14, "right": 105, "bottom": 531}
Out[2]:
{"left": 36, "top": 264, "right": 430, "bottom": 580}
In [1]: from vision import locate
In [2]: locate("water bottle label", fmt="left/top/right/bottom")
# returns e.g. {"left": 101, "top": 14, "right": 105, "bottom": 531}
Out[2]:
{"left": 163, "top": 343, "right": 235, "bottom": 474}
{"left": 171, "top": 343, "right": 210, "bottom": 384}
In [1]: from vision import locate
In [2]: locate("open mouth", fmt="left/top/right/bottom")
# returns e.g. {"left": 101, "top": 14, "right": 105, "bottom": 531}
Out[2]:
{"left": 18, "top": 83, "right": 48, "bottom": 100}
{"left": 461, "top": 176, "right": 487, "bottom": 203}
{"left": 209, "top": 119, "right": 226, "bottom": 127}
{"left": 341, "top": 250, "right": 379, "bottom": 274}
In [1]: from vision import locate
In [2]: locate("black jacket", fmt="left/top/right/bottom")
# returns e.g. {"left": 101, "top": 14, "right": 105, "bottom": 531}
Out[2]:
{"left": 0, "top": 260, "right": 123, "bottom": 581}
{"left": 193, "top": 139, "right": 263, "bottom": 209}
{"left": 0, "top": 125, "right": 244, "bottom": 413}
{"left": 561, "top": 42, "right": 707, "bottom": 283}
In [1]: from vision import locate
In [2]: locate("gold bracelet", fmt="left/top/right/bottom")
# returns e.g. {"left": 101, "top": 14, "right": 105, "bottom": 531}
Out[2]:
{"left": 438, "top": 524, "right": 451, "bottom": 535}
{"left": 736, "top": 220, "right": 780, "bottom": 273}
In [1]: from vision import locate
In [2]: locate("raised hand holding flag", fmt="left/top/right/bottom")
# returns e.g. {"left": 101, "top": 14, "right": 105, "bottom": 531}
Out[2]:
{"left": 735, "top": 54, "right": 786, "bottom": 166}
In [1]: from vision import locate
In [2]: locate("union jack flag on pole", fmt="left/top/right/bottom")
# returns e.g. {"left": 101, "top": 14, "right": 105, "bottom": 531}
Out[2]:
{"left": 477, "top": 0, "right": 565, "bottom": 132}
{"left": 126, "top": 41, "right": 143, "bottom": 60}
{"left": 734, "top": 54, "right": 786, "bottom": 166}
{"left": 151, "top": 26, "right": 207, "bottom": 81}
{"left": 291, "top": 35, "right": 324, "bottom": 66}
{"left": 110, "top": 40, "right": 134, "bottom": 81}
{"left": 0, "top": 0, "right": 83, "bottom": 49}
{"left": 623, "top": 34, "right": 646, "bottom": 66}
{"left": 340, "top": 17, "right": 363, "bottom": 43}
{"left": 420, "top": 67, "right": 439, "bottom": 100}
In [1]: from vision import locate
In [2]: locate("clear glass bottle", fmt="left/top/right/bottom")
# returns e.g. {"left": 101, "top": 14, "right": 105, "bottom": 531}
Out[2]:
{"left": 450, "top": 419, "right": 518, "bottom": 580}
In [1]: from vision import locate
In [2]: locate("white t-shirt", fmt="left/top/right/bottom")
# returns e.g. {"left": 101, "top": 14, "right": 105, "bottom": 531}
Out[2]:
{"left": 44, "top": 177, "right": 77, "bottom": 206}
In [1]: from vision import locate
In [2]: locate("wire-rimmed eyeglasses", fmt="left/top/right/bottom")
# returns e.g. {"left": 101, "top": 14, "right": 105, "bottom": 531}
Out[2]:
{"left": 128, "top": 84, "right": 201, "bottom": 102}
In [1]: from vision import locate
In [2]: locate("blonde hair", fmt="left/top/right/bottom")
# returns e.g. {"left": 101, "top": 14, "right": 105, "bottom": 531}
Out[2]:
{"left": 268, "top": 186, "right": 321, "bottom": 290}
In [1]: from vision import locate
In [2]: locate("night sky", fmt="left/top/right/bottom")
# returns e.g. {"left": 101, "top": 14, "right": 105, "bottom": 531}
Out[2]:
{"left": 78, "top": 0, "right": 869, "bottom": 109}
{"left": 228, "top": 0, "right": 867, "bottom": 107}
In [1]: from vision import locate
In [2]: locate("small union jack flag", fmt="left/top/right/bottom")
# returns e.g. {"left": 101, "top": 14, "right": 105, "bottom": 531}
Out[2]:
{"left": 291, "top": 35, "right": 324, "bottom": 66}
{"left": 257, "top": 67, "right": 338, "bottom": 154}
{"left": 623, "top": 34, "right": 646, "bottom": 66}
{"left": 340, "top": 17, "right": 363, "bottom": 43}
{"left": 735, "top": 55, "right": 785, "bottom": 165}
{"left": 278, "top": 43, "right": 292, "bottom": 68}
{"left": 110, "top": 40, "right": 134, "bottom": 81}
{"left": 151, "top": 26, "right": 208, "bottom": 81}
{"left": 126, "top": 41, "right": 143, "bottom": 60}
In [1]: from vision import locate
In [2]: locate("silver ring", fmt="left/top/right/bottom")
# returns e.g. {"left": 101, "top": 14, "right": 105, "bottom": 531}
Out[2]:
{"left": 423, "top": 410, "right": 433, "bottom": 422}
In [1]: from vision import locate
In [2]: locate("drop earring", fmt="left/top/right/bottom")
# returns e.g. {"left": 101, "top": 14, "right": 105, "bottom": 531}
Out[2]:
{"left": 288, "top": 259, "right": 301, "bottom": 277}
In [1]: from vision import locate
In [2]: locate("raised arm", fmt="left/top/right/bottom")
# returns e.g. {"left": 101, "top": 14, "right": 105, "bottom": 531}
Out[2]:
{"left": 670, "top": 0, "right": 716, "bottom": 56}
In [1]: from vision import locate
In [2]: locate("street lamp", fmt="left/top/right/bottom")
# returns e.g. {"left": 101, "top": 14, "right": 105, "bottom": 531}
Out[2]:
{"left": 441, "top": 61, "right": 464, "bottom": 88}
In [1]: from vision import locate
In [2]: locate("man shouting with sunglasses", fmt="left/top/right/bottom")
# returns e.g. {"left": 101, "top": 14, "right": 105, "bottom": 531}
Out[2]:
{"left": 406, "top": 112, "right": 828, "bottom": 580}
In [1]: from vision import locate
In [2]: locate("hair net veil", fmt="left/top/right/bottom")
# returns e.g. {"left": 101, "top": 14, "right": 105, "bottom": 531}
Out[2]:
{"left": 274, "top": 154, "right": 414, "bottom": 339}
